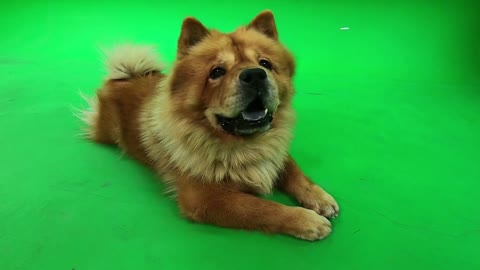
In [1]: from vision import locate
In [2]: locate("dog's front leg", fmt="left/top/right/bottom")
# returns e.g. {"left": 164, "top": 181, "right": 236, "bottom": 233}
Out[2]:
{"left": 177, "top": 179, "right": 332, "bottom": 241}
{"left": 278, "top": 156, "right": 340, "bottom": 218}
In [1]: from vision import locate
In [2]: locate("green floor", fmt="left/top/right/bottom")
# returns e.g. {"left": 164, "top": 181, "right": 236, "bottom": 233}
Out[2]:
{"left": 1, "top": 1, "right": 479, "bottom": 269}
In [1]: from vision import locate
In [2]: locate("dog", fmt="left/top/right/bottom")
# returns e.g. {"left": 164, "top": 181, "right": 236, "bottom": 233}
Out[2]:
{"left": 81, "top": 10, "right": 339, "bottom": 241}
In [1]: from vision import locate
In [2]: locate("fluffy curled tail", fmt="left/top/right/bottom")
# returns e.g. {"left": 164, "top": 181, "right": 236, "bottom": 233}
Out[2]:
{"left": 103, "top": 44, "right": 165, "bottom": 80}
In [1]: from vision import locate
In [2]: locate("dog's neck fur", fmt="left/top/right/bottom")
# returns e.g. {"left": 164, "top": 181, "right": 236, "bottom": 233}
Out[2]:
{"left": 139, "top": 81, "right": 295, "bottom": 194}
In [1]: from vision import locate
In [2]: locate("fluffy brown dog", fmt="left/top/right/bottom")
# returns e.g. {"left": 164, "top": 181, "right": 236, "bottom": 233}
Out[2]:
{"left": 82, "top": 10, "right": 339, "bottom": 241}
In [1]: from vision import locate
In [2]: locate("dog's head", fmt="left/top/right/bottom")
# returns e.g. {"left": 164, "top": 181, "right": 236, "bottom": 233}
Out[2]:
{"left": 169, "top": 11, "right": 295, "bottom": 137}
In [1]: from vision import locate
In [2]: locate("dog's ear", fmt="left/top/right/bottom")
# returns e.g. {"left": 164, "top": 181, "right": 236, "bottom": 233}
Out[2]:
{"left": 177, "top": 17, "right": 210, "bottom": 58}
{"left": 247, "top": 10, "right": 278, "bottom": 41}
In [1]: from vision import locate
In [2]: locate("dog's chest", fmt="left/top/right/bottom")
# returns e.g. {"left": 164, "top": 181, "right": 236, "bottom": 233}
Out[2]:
{"left": 142, "top": 126, "right": 288, "bottom": 194}
{"left": 158, "top": 136, "right": 287, "bottom": 194}
{"left": 140, "top": 96, "right": 291, "bottom": 194}
{"left": 211, "top": 148, "right": 287, "bottom": 194}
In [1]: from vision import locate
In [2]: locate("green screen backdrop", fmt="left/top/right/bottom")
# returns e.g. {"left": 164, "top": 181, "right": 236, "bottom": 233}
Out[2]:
{"left": 1, "top": 0, "right": 479, "bottom": 269}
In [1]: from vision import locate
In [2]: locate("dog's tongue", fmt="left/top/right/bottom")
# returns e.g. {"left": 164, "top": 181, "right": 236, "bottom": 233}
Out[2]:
{"left": 241, "top": 109, "right": 268, "bottom": 121}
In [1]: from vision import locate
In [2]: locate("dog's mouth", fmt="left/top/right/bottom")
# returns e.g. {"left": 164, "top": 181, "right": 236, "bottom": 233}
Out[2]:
{"left": 216, "top": 97, "right": 273, "bottom": 136}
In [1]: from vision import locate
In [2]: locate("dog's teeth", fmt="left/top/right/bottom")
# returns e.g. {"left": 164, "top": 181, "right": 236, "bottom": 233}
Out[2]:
{"left": 241, "top": 109, "right": 268, "bottom": 121}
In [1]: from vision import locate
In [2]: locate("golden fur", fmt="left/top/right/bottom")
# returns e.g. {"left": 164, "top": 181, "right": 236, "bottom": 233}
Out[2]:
{"left": 81, "top": 11, "right": 339, "bottom": 241}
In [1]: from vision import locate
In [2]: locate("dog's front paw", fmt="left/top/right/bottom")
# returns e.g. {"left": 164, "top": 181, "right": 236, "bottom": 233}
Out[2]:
{"left": 289, "top": 208, "right": 332, "bottom": 241}
{"left": 299, "top": 186, "right": 339, "bottom": 219}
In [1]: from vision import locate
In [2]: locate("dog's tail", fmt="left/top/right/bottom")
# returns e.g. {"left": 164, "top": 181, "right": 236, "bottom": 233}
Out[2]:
{"left": 102, "top": 44, "right": 165, "bottom": 80}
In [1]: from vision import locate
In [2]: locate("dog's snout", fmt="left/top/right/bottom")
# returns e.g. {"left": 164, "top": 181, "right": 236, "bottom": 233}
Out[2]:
{"left": 239, "top": 68, "right": 267, "bottom": 85}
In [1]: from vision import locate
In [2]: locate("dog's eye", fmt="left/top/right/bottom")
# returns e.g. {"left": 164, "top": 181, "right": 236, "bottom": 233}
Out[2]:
{"left": 210, "top": 67, "right": 226, "bottom": 79}
{"left": 259, "top": 59, "right": 272, "bottom": 70}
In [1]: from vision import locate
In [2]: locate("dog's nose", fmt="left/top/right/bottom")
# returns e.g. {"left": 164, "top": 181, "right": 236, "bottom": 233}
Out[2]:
{"left": 239, "top": 68, "right": 267, "bottom": 85}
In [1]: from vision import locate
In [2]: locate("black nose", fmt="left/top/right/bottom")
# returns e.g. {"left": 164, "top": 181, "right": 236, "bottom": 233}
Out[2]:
{"left": 239, "top": 68, "right": 267, "bottom": 85}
